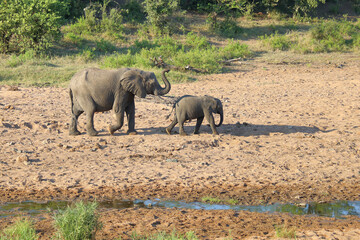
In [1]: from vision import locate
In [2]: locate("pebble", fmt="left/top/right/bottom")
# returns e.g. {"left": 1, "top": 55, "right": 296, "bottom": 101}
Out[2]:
{"left": 16, "top": 154, "right": 30, "bottom": 165}
{"left": 166, "top": 158, "right": 178, "bottom": 163}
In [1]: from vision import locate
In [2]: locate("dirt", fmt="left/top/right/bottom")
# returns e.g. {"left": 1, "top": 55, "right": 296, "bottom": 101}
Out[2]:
{"left": 0, "top": 60, "right": 360, "bottom": 239}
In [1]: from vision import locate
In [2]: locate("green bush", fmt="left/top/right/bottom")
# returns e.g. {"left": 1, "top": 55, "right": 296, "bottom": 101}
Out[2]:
{"left": 96, "top": 39, "right": 116, "bottom": 53}
{"left": 102, "top": 35, "right": 251, "bottom": 73}
{"left": 63, "top": 32, "right": 85, "bottom": 47}
{"left": 260, "top": 31, "right": 292, "bottom": 51}
{"left": 123, "top": 0, "right": 146, "bottom": 23}
{"left": 309, "top": 19, "right": 360, "bottom": 52}
{"left": 53, "top": 201, "right": 102, "bottom": 240}
{"left": 0, "top": 0, "right": 65, "bottom": 53}
{"left": 0, "top": 218, "right": 38, "bottom": 240}
{"left": 185, "top": 32, "right": 210, "bottom": 49}
{"left": 5, "top": 50, "right": 37, "bottom": 68}
{"left": 143, "top": 0, "right": 181, "bottom": 33}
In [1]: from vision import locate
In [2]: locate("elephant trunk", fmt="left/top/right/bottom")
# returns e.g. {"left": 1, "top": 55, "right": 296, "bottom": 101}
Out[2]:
{"left": 155, "top": 69, "right": 171, "bottom": 96}
{"left": 215, "top": 110, "right": 223, "bottom": 127}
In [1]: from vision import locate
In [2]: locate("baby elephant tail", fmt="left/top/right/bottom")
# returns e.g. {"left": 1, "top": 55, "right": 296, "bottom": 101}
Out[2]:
{"left": 166, "top": 103, "right": 176, "bottom": 120}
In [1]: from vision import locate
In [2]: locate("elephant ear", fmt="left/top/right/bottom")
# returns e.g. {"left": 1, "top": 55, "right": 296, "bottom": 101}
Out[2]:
{"left": 120, "top": 70, "right": 147, "bottom": 98}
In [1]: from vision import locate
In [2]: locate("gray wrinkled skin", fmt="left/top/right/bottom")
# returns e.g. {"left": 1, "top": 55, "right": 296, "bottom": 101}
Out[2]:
{"left": 69, "top": 68, "right": 171, "bottom": 136}
{"left": 166, "top": 95, "right": 223, "bottom": 136}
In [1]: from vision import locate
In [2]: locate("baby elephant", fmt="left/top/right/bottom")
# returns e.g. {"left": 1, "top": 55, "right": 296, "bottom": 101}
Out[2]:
{"left": 166, "top": 95, "right": 223, "bottom": 136}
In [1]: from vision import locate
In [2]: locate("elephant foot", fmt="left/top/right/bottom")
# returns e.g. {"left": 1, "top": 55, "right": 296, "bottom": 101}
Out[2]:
{"left": 87, "top": 129, "right": 98, "bottom": 136}
{"left": 165, "top": 128, "right": 171, "bottom": 135}
{"left": 108, "top": 125, "right": 116, "bottom": 135}
{"left": 193, "top": 131, "right": 200, "bottom": 135}
{"left": 212, "top": 131, "right": 219, "bottom": 135}
{"left": 127, "top": 130, "right": 137, "bottom": 135}
{"left": 69, "top": 129, "right": 81, "bottom": 136}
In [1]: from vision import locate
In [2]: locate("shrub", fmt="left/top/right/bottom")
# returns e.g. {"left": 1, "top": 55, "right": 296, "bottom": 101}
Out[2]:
{"left": 143, "top": 0, "right": 181, "bottom": 33}
{"left": 96, "top": 39, "right": 116, "bottom": 53}
{"left": 309, "top": 19, "right": 360, "bottom": 52}
{"left": 260, "top": 32, "right": 292, "bottom": 51}
{"left": 0, "top": 218, "right": 38, "bottom": 240}
{"left": 101, "top": 36, "right": 252, "bottom": 73}
{"left": 53, "top": 201, "right": 102, "bottom": 240}
{"left": 220, "top": 40, "right": 251, "bottom": 59}
{"left": 185, "top": 32, "right": 210, "bottom": 49}
{"left": 0, "top": 0, "right": 65, "bottom": 53}
{"left": 63, "top": 32, "right": 85, "bottom": 47}
{"left": 123, "top": 0, "right": 146, "bottom": 23}
{"left": 5, "top": 50, "right": 37, "bottom": 68}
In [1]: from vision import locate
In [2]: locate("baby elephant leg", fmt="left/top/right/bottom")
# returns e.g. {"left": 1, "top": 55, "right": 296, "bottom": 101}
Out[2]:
{"left": 166, "top": 117, "right": 178, "bottom": 135}
{"left": 205, "top": 112, "right": 219, "bottom": 135}
{"left": 194, "top": 116, "right": 204, "bottom": 134}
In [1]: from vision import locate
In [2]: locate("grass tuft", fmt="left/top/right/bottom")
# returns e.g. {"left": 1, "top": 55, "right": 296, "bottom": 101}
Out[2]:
{"left": 53, "top": 201, "right": 102, "bottom": 240}
{"left": 130, "top": 230, "right": 199, "bottom": 240}
{"left": 0, "top": 218, "right": 38, "bottom": 240}
{"left": 274, "top": 225, "right": 297, "bottom": 239}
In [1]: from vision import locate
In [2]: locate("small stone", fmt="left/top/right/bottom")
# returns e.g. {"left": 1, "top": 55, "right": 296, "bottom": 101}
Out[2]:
{"left": 16, "top": 154, "right": 29, "bottom": 165}
{"left": 166, "top": 158, "right": 178, "bottom": 163}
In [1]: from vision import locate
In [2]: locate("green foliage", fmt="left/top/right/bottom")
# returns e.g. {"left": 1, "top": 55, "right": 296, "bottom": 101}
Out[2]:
{"left": 0, "top": 218, "right": 38, "bottom": 240}
{"left": 260, "top": 31, "right": 292, "bottom": 51}
{"left": 53, "top": 201, "right": 102, "bottom": 240}
{"left": 185, "top": 32, "right": 210, "bottom": 49}
{"left": 101, "top": 35, "right": 252, "bottom": 73}
{"left": 205, "top": 1, "right": 246, "bottom": 37}
{"left": 0, "top": 0, "right": 65, "bottom": 53}
{"left": 77, "top": 48, "right": 96, "bottom": 62}
{"left": 5, "top": 50, "right": 37, "bottom": 68}
{"left": 274, "top": 225, "right": 297, "bottom": 239}
{"left": 123, "top": 0, "right": 146, "bottom": 23}
{"left": 63, "top": 1, "right": 124, "bottom": 37}
{"left": 201, "top": 196, "right": 222, "bottom": 203}
{"left": 63, "top": 32, "right": 85, "bottom": 47}
{"left": 143, "top": 0, "right": 181, "bottom": 33}
{"left": 131, "top": 230, "right": 199, "bottom": 240}
{"left": 309, "top": 19, "right": 359, "bottom": 52}
{"left": 96, "top": 39, "right": 116, "bottom": 53}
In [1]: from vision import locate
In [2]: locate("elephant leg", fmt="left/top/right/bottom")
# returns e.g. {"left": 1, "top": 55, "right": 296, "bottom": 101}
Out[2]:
{"left": 205, "top": 112, "right": 219, "bottom": 135}
{"left": 166, "top": 117, "right": 178, "bottom": 135}
{"left": 69, "top": 102, "right": 83, "bottom": 136}
{"left": 125, "top": 101, "right": 137, "bottom": 135}
{"left": 109, "top": 111, "right": 125, "bottom": 135}
{"left": 194, "top": 116, "right": 204, "bottom": 134}
{"left": 85, "top": 109, "right": 98, "bottom": 136}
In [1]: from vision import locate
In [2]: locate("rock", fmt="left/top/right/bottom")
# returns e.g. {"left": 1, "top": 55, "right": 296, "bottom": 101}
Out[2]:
{"left": 166, "top": 158, "right": 178, "bottom": 163}
{"left": 16, "top": 154, "right": 29, "bottom": 165}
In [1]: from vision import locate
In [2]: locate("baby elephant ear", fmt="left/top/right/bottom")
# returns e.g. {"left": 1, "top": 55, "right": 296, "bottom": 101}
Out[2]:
{"left": 120, "top": 70, "right": 146, "bottom": 98}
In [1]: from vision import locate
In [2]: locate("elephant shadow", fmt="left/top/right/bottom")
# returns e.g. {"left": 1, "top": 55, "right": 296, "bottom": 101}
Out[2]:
{"left": 137, "top": 122, "right": 328, "bottom": 137}
{"left": 220, "top": 123, "right": 327, "bottom": 137}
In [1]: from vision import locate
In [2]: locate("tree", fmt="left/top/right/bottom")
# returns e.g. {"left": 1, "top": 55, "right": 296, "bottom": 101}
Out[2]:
{"left": 0, "top": 0, "right": 66, "bottom": 53}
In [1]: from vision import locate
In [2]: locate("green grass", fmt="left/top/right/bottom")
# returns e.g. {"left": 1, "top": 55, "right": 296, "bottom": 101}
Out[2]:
{"left": 53, "top": 201, "right": 102, "bottom": 240}
{"left": 129, "top": 230, "right": 199, "bottom": 240}
{"left": 0, "top": 14, "right": 359, "bottom": 87}
{"left": 201, "top": 196, "right": 222, "bottom": 204}
{"left": 0, "top": 218, "right": 38, "bottom": 240}
{"left": 274, "top": 225, "right": 297, "bottom": 239}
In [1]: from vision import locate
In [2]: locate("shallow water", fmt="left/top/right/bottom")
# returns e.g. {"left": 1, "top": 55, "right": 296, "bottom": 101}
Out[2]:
{"left": 1, "top": 199, "right": 359, "bottom": 219}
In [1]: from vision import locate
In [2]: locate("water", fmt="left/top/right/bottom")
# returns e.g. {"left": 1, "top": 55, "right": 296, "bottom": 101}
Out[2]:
{"left": 1, "top": 199, "right": 359, "bottom": 219}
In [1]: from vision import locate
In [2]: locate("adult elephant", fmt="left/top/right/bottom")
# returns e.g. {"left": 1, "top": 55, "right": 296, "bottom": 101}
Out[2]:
{"left": 69, "top": 68, "right": 171, "bottom": 136}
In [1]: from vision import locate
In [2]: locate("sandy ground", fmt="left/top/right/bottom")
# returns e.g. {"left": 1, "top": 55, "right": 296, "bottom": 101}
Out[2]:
{"left": 0, "top": 60, "right": 360, "bottom": 239}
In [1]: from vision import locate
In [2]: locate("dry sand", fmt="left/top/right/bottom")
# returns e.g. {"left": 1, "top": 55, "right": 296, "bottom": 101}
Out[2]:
{"left": 0, "top": 60, "right": 359, "bottom": 239}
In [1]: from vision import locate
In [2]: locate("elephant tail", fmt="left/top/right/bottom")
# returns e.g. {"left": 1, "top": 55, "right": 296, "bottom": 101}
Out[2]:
{"left": 165, "top": 103, "right": 175, "bottom": 120}
{"left": 69, "top": 88, "right": 74, "bottom": 114}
